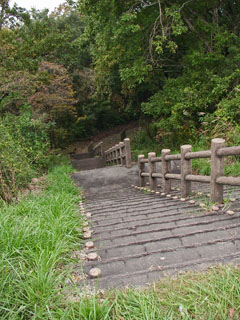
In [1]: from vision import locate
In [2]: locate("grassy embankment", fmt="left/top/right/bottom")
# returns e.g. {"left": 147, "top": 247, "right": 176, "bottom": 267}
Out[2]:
{"left": 0, "top": 160, "right": 240, "bottom": 319}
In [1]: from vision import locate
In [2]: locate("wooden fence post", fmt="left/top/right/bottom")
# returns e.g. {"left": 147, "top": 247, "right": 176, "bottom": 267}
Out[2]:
{"left": 148, "top": 152, "right": 157, "bottom": 190}
{"left": 110, "top": 148, "right": 113, "bottom": 164}
{"left": 181, "top": 145, "right": 192, "bottom": 198}
{"left": 138, "top": 155, "right": 145, "bottom": 187}
{"left": 117, "top": 144, "right": 121, "bottom": 164}
{"left": 114, "top": 144, "right": 119, "bottom": 164}
{"left": 124, "top": 138, "right": 132, "bottom": 168}
{"left": 104, "top": 150, "right": 109, "bottom": 164}
{"left": 162, "top": 149, "right": 171, "bottom": 193}
{"left": 210, "top": 138, "right": 225, "bottom": 203}
{"left": 119, "top": 142, "right": 124, "bottom": 166}
{"left": 112, "top": 145, "right": 115, "bottom": 164}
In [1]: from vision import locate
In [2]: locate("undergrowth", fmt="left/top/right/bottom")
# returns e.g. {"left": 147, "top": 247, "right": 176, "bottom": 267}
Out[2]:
{"left": 0, "top": 106, "right": 51, "bottom": 202}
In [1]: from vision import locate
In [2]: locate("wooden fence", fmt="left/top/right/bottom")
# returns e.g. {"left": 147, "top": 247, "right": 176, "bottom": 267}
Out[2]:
{"left": 105, "top": 138, "right": 132, "bottom": 168}
{"left": 93, "top": 141, "right": 104, "bottom": 158}
{"left": 138, "top": 138, "right": 240, "bottom": 203}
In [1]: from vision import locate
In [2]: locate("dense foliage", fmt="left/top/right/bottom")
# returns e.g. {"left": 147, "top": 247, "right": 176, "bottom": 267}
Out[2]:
{"left": 80, "top": 0, "right": 240, "bottom": 147}
{"left": 2, "top": 0, "right": 240, "bottom": 145}
{"left": 0, "top": 106, "right": 50, "bottom": 202}
{"left": 1, "top": 0, "right": 240, "bottom": 200}
{"left": 0, "top": 1, "right": 88, "bottom": 201}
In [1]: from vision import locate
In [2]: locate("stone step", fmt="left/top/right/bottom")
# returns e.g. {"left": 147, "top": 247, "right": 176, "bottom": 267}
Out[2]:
{"left": 77, "top": 190, "right": 240, "bottom": 289}
{"left": 72, "top": 164, "right": 240, "bottom": 290}
{"left": 70, "top": 152, "right": 94, "bottom": 160}
{"left": 71, "top": 157, "right": 106, "bottom": 171}
{"left": 79, "top": 250, "right": 240, "bottom": 289}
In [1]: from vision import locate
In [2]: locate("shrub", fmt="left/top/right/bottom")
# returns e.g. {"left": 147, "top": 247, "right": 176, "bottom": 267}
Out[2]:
{"left": 0, "top": 106, "right": 51, "bottom": 202}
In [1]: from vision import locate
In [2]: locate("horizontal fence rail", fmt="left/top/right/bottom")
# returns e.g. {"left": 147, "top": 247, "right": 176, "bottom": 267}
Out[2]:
{"left": 105, "top": 138, "right": 132, "bottom": 168}
{"left": 138, "top": 138, "right": 240, "bottom": 203}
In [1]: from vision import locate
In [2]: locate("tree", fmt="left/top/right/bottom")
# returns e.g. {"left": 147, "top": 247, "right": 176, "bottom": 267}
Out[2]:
{"left": 29, "top": 61, "right": 77, "bottom": 146}
{"left": 0, "top": 0, "right": 29, "bottom": 30}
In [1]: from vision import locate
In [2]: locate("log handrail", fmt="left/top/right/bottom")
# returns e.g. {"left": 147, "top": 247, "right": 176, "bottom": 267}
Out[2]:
{"left": 93, "top": 141, "right": 103, "bottom": 157}
{"left": 105, "top": 138, "right": 132, "bottom": 168}
{"left": 138, "top": 138, "right": 240, "bottom": 203}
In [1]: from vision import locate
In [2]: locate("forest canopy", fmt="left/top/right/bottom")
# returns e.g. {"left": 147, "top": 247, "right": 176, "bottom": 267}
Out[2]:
{"left": 1, "top": 0, "right": 240, "bottom": 146}
{"left": 1, "top": 0, "right": 240, "bottom": 202}
{"left": 79, "top": 0, "right": 240, "bottom": 146}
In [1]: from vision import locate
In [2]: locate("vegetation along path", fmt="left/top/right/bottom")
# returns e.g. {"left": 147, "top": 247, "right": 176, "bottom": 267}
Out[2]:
{"left": 72, "top": 165, "right": 240, "bottom": 290}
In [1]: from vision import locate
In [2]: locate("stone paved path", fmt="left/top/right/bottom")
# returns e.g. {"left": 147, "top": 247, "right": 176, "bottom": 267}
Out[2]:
{"left": 72, "top": 165, "right": 240, "bottom": 289}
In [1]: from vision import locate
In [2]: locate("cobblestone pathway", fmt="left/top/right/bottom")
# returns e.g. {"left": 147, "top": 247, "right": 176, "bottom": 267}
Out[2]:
{"left": 72, "top": 165, "right": 240, "bottom": 289}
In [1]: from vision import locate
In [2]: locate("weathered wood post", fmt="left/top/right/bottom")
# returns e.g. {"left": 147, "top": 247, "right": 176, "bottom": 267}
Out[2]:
{"left": 119, "top": 142, "right": 124, "bottom": 166}
{"left": 162, "top": 149, "right": 171, "bottom": 193}
{"left": 124, "top": 138, "right": 132, "bottom": 168}
{"left": 181, "top": 145, "right": 192, "bottom": 198}
{"left": 116, "top": 144, "right": 119, "bottom": 164}
{"left": 117, "top": 144, "right": 121, "bottom": 164}
{"left": 104, "top": 150, "right": 108, "bottom": 164}
{"left": 210, "top": 138, "right": 225, "bottom": 203}
{"left": 148, "top": 152, "right": 157, "bottom": 190}
{"left": 113, "top": 146, "right": 116, "bottom": 164}
{"left": 110, "top": 147, "right": 113, "bottom": 164}
{"left": 114, "top": 144, "right": 118, "bottom": 164}
{"left": 107, "top": 148, "right": 110, "bottom": 164}
{"left": 112, "top": 146, "right": 115, "bottom": 164}
{"left": 138, "top": 155, "right": 145, "bottom": 187}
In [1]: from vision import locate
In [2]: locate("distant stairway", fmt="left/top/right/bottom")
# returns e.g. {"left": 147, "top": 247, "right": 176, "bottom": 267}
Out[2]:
{"left": 70, "top": 154, "right": 106, "bottom": 171}
{"left": 70, "top": 142, "right": 106, "bottom": 171}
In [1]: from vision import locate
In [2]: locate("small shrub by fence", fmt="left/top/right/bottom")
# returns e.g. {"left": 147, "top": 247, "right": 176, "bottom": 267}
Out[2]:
{"left": 138, "top": 138, "right": 240, "bottom": 203}
{"left": 105, "top": 138, "right": 132, "bottom": 168}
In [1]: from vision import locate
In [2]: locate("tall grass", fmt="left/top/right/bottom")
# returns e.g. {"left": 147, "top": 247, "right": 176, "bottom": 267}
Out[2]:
{"left": 109, "top": 265, "right": 240, "bottom": 319}
{"left": 0, "top": 164, "right": 84, "bottom": 319}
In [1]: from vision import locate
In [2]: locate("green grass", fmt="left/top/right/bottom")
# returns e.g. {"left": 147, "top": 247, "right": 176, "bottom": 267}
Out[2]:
{"left": 107, "top": 265, "right": 240, "bottom": 319}
{"left": 0, "top": 164, "right": 85, "bottom": 319}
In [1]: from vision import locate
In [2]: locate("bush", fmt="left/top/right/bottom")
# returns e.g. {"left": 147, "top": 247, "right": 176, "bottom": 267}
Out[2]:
{"left": 0, "top": 106, "right": 51, "bottom": 202}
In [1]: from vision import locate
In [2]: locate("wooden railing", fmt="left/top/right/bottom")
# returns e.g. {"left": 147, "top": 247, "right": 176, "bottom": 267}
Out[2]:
{"left": 105, "top": 138, "right": 132, "bottom": 168}
{"left": 138, "top": 138, "right": 240, "bottom": 203}
{"left": 93, "top": 141, "right": 104, "bottom": 157}
{"left": 87, "top": 141, "right": 94, "bottom": 152}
